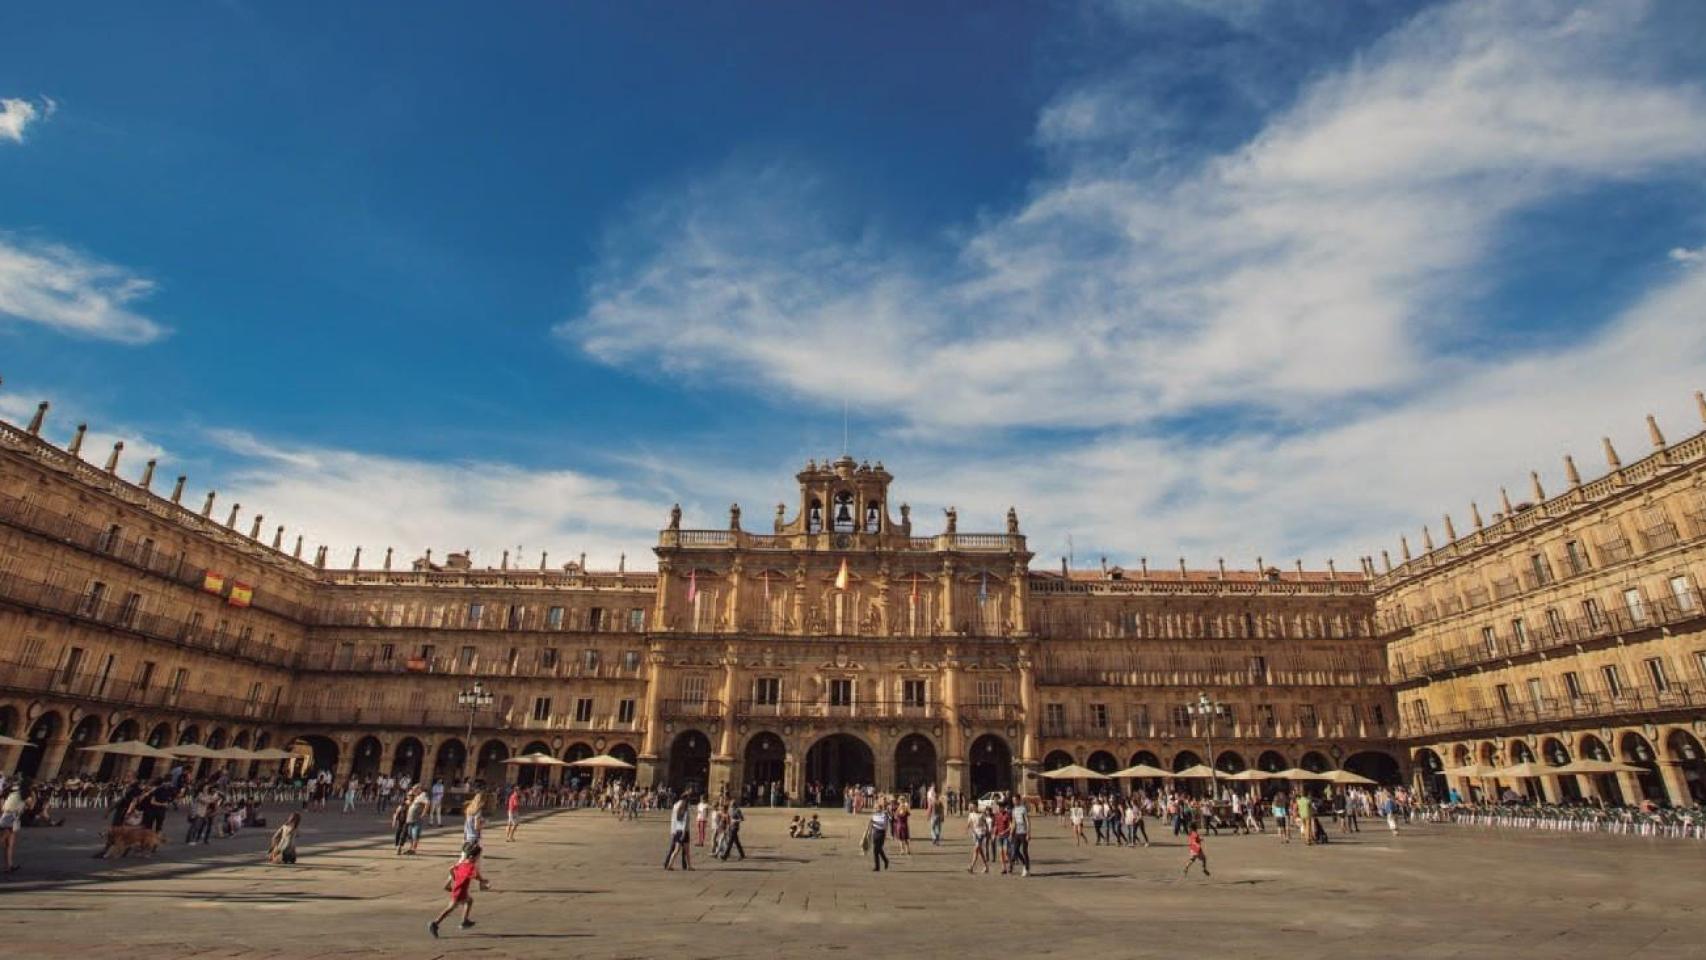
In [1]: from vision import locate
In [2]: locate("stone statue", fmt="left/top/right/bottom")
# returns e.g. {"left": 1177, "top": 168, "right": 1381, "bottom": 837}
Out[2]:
{"left": 1006, "top": 506, "right": 1019, "bottom": 535}
{"left": 775, "top": 502, "right": 786, "bottom": 533}
{"left": 944, "top": 506, "right": 957, "bottom": 534}
{"left": 729, "top": 502, "right": 741, "bottom": 531}
{"left": 668, "top": 503, "right": 682, "bottom": 530}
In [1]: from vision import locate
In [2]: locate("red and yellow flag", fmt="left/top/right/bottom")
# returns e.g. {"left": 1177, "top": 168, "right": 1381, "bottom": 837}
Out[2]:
{"left": 228, "top": 581, "right": 254, "bottom": 608}
{"left": 202, "top": 571, "right": 226, "bottom": 594}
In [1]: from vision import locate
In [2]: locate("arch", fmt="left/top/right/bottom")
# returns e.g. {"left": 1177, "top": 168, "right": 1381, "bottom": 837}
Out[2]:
{"left": 351, "top": 735, "right": 384, "bottom": 778}
{"left": 0, "top": 704, "right": 17, "bottom": 740}
{"left": 968, "top": 734, "right": 1013, "bottom": 796}
{"left": 288, "top": 735, "right": 338, "bottom": 778}
{"left": 1508, "top": 739, "right": 1536, "bottom": 765}
{"left": 68, "top": 714, "right": 103, "bottom": 775}
{"left": 1042, "top": 749, "right": 1076, "bottom": 771}
{"left": 1620, "top": 731, "right": 1665, "bottom": 802}
{"left": 435, "top": 739, "right": 468, "bottom": 781}
{"left": 17, "top": 710, "right": 63, "bottom": 778}
{"left": 1665, "top": 729, "right": 1706, "bottom": 804}
{"left": 392, "top": 737, "right": 425, "bottom": 781}
{"left": 1540, "top": 737, "right": 1571, "bottom": 766}
{"left": 1476, "top": 741, "right": 1498, "bottom": 766}
{"left": 1451, "top": 743, "right": 1472, "bottom": 767}
{"left": 804, "top": 733, "right": 874, "bottom": 803}
{"left": 1256, "top": 749, "right": 1288, "bottom": 773}
{"left": 1214, "top": 750, "right": 1247, "bottom": 775}
{"left": 177, "top": 724, "right": 201, "bottom": 746}
{"left": 1129, "top": 749, "right": 1161, "bottom": 768}
{"left": 607, "top": 742, "right": 638, "bottom": 783}
{"left": 475, "top": 738, "right": 510, "bottom": 784}
{"left": 1574, "top": 733, "right": 1620, "bottom": 803}
{"left": 206, "top": 727, "right": 229, "bottom": 750}
{"left": 137, "top": 722, "right": 172, "bottom": 779}
{"left": 742, "top": 732, "right": 786, "bottom": 799}
{"left": 563, "top": 741, "right": 595, "bottom": 763}
{"left": 1299, "top": 750, "right": 1331, "bottom": 773}
{"left": 94, "top": 718, "right": 139, "bottom": 781}
{"left": 1170, "top": 750, "right": 1203, "bottom": 772}
{"left": 1086, "top": 750, "right": 1119, "bottom": 776}
{"left": 513, "top": 739, "right": 553, "bottom": 787}
{"left": 232, "top": 729, "right": 253, "bottom": 750}
{"left": 893, "top": 734, "right": 937, "bottom": 796}
{"left": 253, "top": 731, "right": 272, "bottom": 751}
{"left": 666, "top": 730, "right": 713, "bottom": 794}
{"left": 1344, "top": 750, "right": 1401, "bottom": 785}
{"left": 1413, "top": 747, "right": 1447, "bottom": 800}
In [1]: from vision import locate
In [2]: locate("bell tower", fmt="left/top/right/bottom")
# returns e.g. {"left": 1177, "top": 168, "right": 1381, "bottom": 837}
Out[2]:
{"left": 778, "top": 455, "right": 904, "bottom": 539}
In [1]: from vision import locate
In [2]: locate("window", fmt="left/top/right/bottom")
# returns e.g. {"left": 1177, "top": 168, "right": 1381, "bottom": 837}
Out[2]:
{"left": 680, "top": 674, "right": 708, "bottom": 703}
{"left": 1562, "top": 671, "right": 1583, "bottom": 701}
{"left": 628, "top": 608, "right": 646, "bottom": 631}
{"left": 1601, "top": 664, "right": 1623, "bottom": 697}
{"left": 379, "top": 643, "right": 394, "bottom": 664}
{"left": 1645, "top": 657, "right": 1670, "bottom": 692}
{"left": 1089, "top": 703, "right": 1109, "bottom": 730}
{"left": 622, "top": 650, "right": 641, "bottom": 672}
{"left": 1494, "top": 684, "right": 1512, "bottom": 710}
{"left": 507, "top": 604, "right": 524, "bottom": 630}
{"left": 1248, "top": 655, "right": 1267, "bottom": 680}
{"left": 1481, "top": 625, "right": 1498, "bottom": 654}
{"left": 138, "top": 537, "right": 155, "bottom": 567}
{"left": 1370, "top": 703, "right": 1386, "bottom": 726}
{"left": 1582, "top": 597, "right": 1605, "bottom": 629}
{"left": 574, "top": 698, "right": 594, "bottom": 722}
{"left": 546, "top": 606, "right": 564, "bottom": 629}
{"left": 975, "top": 679, "right": 1002, "bottom": 706}
{"left": 1259, "top": 703, "right": 1276, "bottom": 729}
{"left": 58, "top": 646, "right": 85, "bottom": 685}
{"left": 618, "top": 698, "right": 636, "bottom": 723}
{"left": 1624, "top": 587, "right": 1647, "bottom": 624}
{"left": 1696, "top": 651, "right": 1706, "bottom": 683}
{"left": 1528, "top": 552, "right": 1552, "bottom": 586}
{"left": 1564, "top": 539, "right": 1589, "bottom": 575}
{"left": 1525, "top": 677, "right": 1544, "bottom": 709}
{"left": 1171, "top": 704, "right": 1191, "bottom": 730}
{"left": 134, "top": 660, "right": 155, "bottom": 690}
{"left": 589, "top": 607, "right": 605, "bottom": 631}
{"left": 100, "top": 523, "right": 121, "bottom": 553}
{"left": 169, "top": 667, "right": 189, "bottom": 693}
{"left": 458, "top": 645, "right": 476, "bottom": 669}
{"left": 1510, "top": 618, "right": 1528, "bottom": 649}
{"left": 248, "top": 681, "right": 264, "bottom": 703}
{"left": 1298, "top": 704, "right": 1318, "bottom": 730}
{"left": 117, "top": 592, "right": 142, "bottom": 626}
{"left": 467, "top": 602, "right": 484, "bottom": 626}
{"left": 832, "top": 489, "right": 856, "bottom": 533}
{"left": 95, "top": 653, "right": 115, "bottom": 696}
{"left": 582, "top": 649, "right": 600, "bottom": 670}
{"left": 83, "top": 581, "right": 107, "bottom": 615}
{"left": 420, "top": 643, "right": 435, "bottom": 662}
{"left": 541, "top": 647, "right": 559, "bottom": 668}
{"left": 1044, "top": 702, "right": 1066, "bottom": 732}
{"left": 829, "top": 678, "right": 854, "bottom": 707}
{"left": 1545, "top": 608, "right": 1565, "bottom": 638}
{"left": 902, "top": 679, "right": 926, "bottom": 708}
{"left": 1671, "top": 576, "right": 1695, "bottom": 612}
{"left": 754, "top": 677, "right": 781, "bottom": 705}
{"left": 534, "top": 698, "right": 555, "bottom": 721}
{"left": 1410, "top": 699, "right": 1429, "bottom": 723}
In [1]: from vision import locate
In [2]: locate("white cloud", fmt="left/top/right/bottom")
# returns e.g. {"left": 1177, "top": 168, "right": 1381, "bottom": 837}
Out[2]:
{"left": 1672, "top": 245, "right": 1705, "bottom": 265}
{"left": 0, "top": 387, "right": 169, "bottom": 475}
{"left": 559, "top": 0, "right": 1706, "bottom": 434}
{"left": 0, "top": 237, "right": 168, "bottom": 343}
{"left": 0, "top": 97, "right": 45, "bottom": 143}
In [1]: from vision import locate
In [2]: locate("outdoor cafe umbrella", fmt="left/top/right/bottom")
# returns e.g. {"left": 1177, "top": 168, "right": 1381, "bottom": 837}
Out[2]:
{"left": 1440, "top": 763, "right": 1500, "bottom": 779}
{"left": 1109, "top": 763, "right": 1173, "bottom": 780}
{"left": 1038, "top": 764, "right": 1109, "bottom": 781}
{"left": 503, "top": 753, "right": 570, "bottom": 767}
{"left": 1172, "top": 764, "right": 1221, "bottom": 780}
{"left": 1271, "top": 768, "right": 1333, "bottom": 781}
{"left": 1223, "top": 769, "right": 1273, "bottom": 781}
{"left": 1324, "top": 769, "right": 1377, "bottom": 786}
{"left": 1491, "top": 762, "right": 1556, "bottom": 780}
{"left": 1552, "top": 758, "right": 1643, "bottom": 775}
{"left": 568, "top": 754, "right": 636, "bottom": 770}
{"left": 0, "top": 734, "right": 34, "bottom": 748}
{"left": 170, "top": 743, "right": 226, "bottom": 758}
{"left": 247, "top": 747, "right": 297, "bottom": 761}
{"left": 79, "top": 740, "right": 175, "bottom": 759}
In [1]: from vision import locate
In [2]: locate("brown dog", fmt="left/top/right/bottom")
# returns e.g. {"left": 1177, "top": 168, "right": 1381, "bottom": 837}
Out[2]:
{"left": 100, "top": 825, "right": 166, "bottom": 858}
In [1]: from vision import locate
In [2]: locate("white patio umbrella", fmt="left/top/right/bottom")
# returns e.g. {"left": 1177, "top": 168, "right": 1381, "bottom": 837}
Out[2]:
{"left": 79, "top": 741, "right": 176, "bottom": 759}
{"left": 1038, "top": 764, "right": 1109, "bottom": 780}
{"left": 0, "top": 734, "right": 34, "bottom": 748}
{"left": 1109, "top": 764, "right": 1173, "bottom": 779}
{"left": 568, "top": 754, "right": 636, "bottom": 770}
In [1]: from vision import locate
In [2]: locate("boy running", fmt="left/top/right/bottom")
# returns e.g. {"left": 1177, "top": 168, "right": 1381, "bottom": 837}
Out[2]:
{"left": 1182, "top": 827, "right": 1210, "bottom": 878}
{"left": 429, "top": 844, "right": 490, "bottom": 937}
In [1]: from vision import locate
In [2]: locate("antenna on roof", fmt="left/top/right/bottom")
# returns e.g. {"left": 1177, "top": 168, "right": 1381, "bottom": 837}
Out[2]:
{"left": 842, "top": 398, "right": 849, "bottom": 456}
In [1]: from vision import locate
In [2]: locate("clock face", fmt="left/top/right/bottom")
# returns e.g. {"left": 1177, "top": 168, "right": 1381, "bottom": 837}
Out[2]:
{"left": 833, "top": 534, "right": 851, "bottom": 549}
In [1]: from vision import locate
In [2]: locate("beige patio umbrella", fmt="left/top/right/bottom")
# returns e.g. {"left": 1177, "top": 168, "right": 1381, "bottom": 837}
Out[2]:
{"left": 1172, "top": 764, "right": 1221, "bottom": 780}
{"left": 1552, "top": 758, "right": 1643, "bottom": 775}
{"left": 0, "top": 734, "right": 34, "bottom": 748}
{"left": 1039, "top": 764, "right": 1109, "bottom": 780}
{"left": 170, "top": 743, "right": 225, "bottom": 758}
{"left": 503, "top": 753, "right": 570, "bottom": 767}
{"left": 1491, "top": 762, "right": 1555, "bottom": 779}
{"left": 568, "top": 754, "right": 636, "bottom": 770}
{"left": 80, "top": 741, "right": 175, "bottom": 759}
{"left": 248, "top": 747, "right": 297, "bottom": 760}
{"left": 1325, "top": 769, "right": 1377, "bottom": 785}
{"left": 1109, "top": 763, "right": 1173, "bottom": 779}
{"left": 208, "top": 746, "right": 259, "bottom": 760}
{"left": 1223, "top": 769, "right": 1273, "bottom": 781}
{"left": 1440, "top": 763, "right": 1500, "bottom": 779}
{"left": 1271, "top": 768, "right": 1333, "bottom": 781}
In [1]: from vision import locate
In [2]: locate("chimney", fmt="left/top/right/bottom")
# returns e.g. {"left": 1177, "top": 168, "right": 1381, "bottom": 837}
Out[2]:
{"left": 26, "top": 401, "right": 48, "bottom": 435}
{"left": 202, "top": 491, "right": 217, "bottom": 517}
{"left": 69, "top": 423, "right": 87, "bottom": 457}
{"left": 139, "top": 459, "right": 156, "bottom": 490}
{"left": 1647, "top": 414, "right": 1666, "bottom": 450}
{"left": 104, "top": 441, "right": 123, "bottom": 473}
{"left": 1564, "top": 455, "right": 1581, "bottom": 488}
{"left": 1602, "top": 437, "right": 1621, "bottom": 470}
{"left": 170, "top": 476, "right": 186, "bottom": 504}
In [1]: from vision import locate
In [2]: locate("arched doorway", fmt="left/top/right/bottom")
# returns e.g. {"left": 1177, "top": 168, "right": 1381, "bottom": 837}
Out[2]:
{"left": 435, "top": 739, "right": 468, "bottom": 782}
{"left": 667, "top": 730, "right": 712, "bottom": 795}
{"left": 19, "top": 711, "right": 62, "bottom": 778}
{"left": 1256, "top": 749, "right": 1287, "bottom": 773}
{"left": 1214, "top": 751, "right": 1247, "bottom": 775}
{"left": 743, "top": 733, "right": 786, "bottom": 802}
{"left": 562, "top": 742, "right": 595, "bottom": 788}
{"left": 1299, "top": 750, "right": 1331, "bottom": 773}
{"left": 1043, "top": 750, "right": 1075, "bottom": 771}
{"left": 608, "top": 743, "right": 638, "bottom": 784}
{"left": 1539, "top": 738, "right": 1578, "bottom": 801}
{"left": 1129, "top": 749, "right": 1160, "bottom": 768}
{"left": 351, "top": 735, "right": 384, "bottom": 778}
{"left": 68, "top": 715, "right": 103, "bottom": 775}
{"left": 1576, "top": 734, "right": 1621, "bottom": 803}
{"left": 288, "top": 735, "right": 338, "bottom": 778}
{"left": 515, "top": 740, "right": 553, "bottom": 787}
{"left": 178, "top": 725, "right": 201, "bottom": 746}
{"left": 1170, "top": 750, "right": 1202, "bottom": 772}
{"left": 1087, "top": 750, "right": 1119, "bottom": 776}
{"left": 1666, "top": 729, "right": 1706, "bottom": 804}
{"left": 804, "top": 733, "right": 874, "bottom": 804}
{"left": 1413, "top": 748, "right": 1447, "bottom": 799}
{"left": 475, "top": 739, "right": 510, "bottom": 784}
{"left": 1344, "top": 751, "right": 1402, "bottom": 785}
{"left": 1620, "top": 732, "right": 1665, "bottom": 802}
{"left": 99, "top": 719, "right": 140, "bottom": 780}
{"left": 140, "top": 722, "right": 172, "bottom": 779}
{"left": 893, "top": 734, "right": 936, "bottom": 799}
{"left": 969, "top": 734, "right": 1013, "bottom": 797}
{"left": 393, "top": 737, "right": 425, "bottom": 782}
{"left": 207, "top": 728, "right": 228, "bottom": 750}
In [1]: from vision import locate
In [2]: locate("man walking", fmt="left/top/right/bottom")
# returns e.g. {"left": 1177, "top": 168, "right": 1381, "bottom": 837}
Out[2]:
{"left": 1009, "top": 793, "right": 1032, "bottom": 877}
{"left": 719, "top": 801, "right": 746, "bottom": 860}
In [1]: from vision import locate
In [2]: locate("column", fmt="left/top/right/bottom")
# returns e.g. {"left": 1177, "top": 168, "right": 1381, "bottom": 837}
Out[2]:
{"left": 638, "top": 647, "right": 664, "bottom": 785}
{"left": 334, "top": 741, "right": 356, "bottom": 784}
{"left": 1537, "top": 774, "right": 1562, "bottom": 804}
{"left": 940, "top": 559, "right": 957, "bottom": 634}
{"left": 1615, "top": 771, "right": 1643, "bottom": 804}
{"left": 1658, "top": 761, "right": 1692, "bottom": 806}
{"left": 875, "top": 749, "right": 896, "bottom": 793}
{"left": 419, "top": 740, "right": 439, "bottom": 786}
{"left": 1017, "top": 648, "right": 1039, "bottom": 767}
{"left": 1574, "top": 773, "right": 1600, "bottom": 802}
{"left": 942, "top": 651, "right": 966, "bottom": 797}
{"left": 36, "top": 736, "right": 72, "bottom": 781}
{"left": 0, "top": 745, "right": 18, "bottom": 775}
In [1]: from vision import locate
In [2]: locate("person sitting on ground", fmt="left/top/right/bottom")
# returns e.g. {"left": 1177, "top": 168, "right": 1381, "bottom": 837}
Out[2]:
{"left": 788, "top": 815, "right": 803, "bottom": 838}
{"left": 805, "top": 814, "right": 822, "bottom": 838}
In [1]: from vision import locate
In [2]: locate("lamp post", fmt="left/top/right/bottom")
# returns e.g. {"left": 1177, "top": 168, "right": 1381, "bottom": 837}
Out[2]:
{"left": 458, "top": 681, "right": 493, "bottom": 776}
{"left": 1188, "top": 691, "right": 1230, "bottom": 799}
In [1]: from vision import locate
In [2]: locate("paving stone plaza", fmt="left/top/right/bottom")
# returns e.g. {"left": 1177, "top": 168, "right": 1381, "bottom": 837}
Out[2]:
{"left": 0, "top": 805, "right": 1700, "bottom": 959}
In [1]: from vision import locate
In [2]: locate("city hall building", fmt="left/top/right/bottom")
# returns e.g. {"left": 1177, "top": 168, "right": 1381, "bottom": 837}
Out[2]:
{"left": 2, "top": 393, "right": 1704, "bottom": 807}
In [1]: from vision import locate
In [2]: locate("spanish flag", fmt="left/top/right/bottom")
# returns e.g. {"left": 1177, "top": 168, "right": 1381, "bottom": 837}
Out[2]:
{"left": 834, "top": 558, "right": 849, "bottom": 591}
{"left": 228, "top": 581, "right": 254, "bottom": 608}
{"left": 202, "top": 571, "right": 226, "bottom": 594}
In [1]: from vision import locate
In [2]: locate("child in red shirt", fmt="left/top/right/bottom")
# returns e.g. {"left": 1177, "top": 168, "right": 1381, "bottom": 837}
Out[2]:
{"left": 1182, "top": 828, "right": 1210, "bottom": 878}
{"left": 430, "top": 844, "right": 490, "bottom": 937}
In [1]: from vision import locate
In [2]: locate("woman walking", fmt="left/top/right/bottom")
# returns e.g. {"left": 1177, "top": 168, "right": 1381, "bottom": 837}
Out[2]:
{"left": 1070, "top": 798, "right": 1087, "bottom": 846}
{"left": 893, "top": 800, "right": 913, "bottom": 855}
{"left": 965, "top": 805, "right": 990, "bottom": 873}
{"left": 268, "top": 811, "right": 300, "bottom": 864}
{"left": 929, "top": 793, "right": 946, "bottom": 846}
{"left": 0, "top": 782, "right": 24, "bottom": 873}
{"left": 868, "top": 802, "right": 891, "bottom": 871}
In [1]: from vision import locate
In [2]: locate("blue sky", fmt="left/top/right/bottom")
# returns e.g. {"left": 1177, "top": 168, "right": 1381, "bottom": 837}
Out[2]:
{"left": 3, "top": 0, "right": 1706, "bottom": 572}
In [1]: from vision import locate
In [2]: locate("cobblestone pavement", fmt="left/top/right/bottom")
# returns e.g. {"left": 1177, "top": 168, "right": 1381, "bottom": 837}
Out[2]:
{"left": 0, "top": 805, "right": 1700, "bottom": 958}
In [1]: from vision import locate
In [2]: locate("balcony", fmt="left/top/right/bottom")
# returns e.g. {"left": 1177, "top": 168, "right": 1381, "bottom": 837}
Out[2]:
{"left": 1401, "top": 683, "right": 1705, "bottom": 739}
{"left": 733, "top": 699, "right": 939, "bottom": 720}
{"left": 0, "top": 657, "right": 279, "bottom": 721}
{"left": 1640, "top": 522, "right": 1681, "bottom": 552}
{"left": 658, "top": 698, "right": 724, "bottom": 719}
{"left": 281, "top": 701, "right": 647, "bottom": 734}
{"left": 0, "top": 568, "right": 300, "bottom": 668}
{"left": 296, "top": 650, "right": 646, "bottom": 680}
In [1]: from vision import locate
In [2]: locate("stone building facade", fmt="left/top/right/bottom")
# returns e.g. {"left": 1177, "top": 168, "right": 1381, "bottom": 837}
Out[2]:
{"left": 3, "top": 392, "right": 1704, "bottom": 805}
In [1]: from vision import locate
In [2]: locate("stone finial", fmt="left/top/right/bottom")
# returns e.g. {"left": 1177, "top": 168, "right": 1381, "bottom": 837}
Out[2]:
{"left": 249, "top": 514, "right": 263, "bottom": 539}
{"left": 1217, "top": 557, "right": 1226, "bottom": 579}
{"left": 1140, "top": 557, "right": 1149, "bottom": 577}
{"left": 1602, "top": 437, "right": 1621, "bottom": 470}
{"left": 273, "top": 525, "right": 285, "bottom": 550}
{"left": 1499, "top": 486, "right": 1513, "bottom": 515}
{"left": 1470, "top": 501, "right": 1484, "bottom": 529}
{"left": 352, "top": 546, "right": 362, "bottom": 568}
{"left": 1100, "top": 556, "right": 1109, "bottom": 575}
{"left": 1294, "top": 558, "right": 1304, "bottom": 576}
{"left": 139, "top": 459, "right": 156, "bottom": 490}
{"left": 1381, "top": 549, "right": 1393, "bottom": 573}
{"left": 1442, "top": 514, "right": 1457, "bottom": 541}
{"left": 1327, "top": 558, "right": 1337, "bottom": 580}
{"left": 1178, "top": 557, "right": 1188, "bottom": 577}
{"left": 619, "top": 552, "right": 627, "bottom": 573}
{"left": 383, "top": 546, "right": 393, "bottom": 571}
{"left": 315, "top": 545, "right": 327, "bottom": 569}
{"left": 1422, "top": 525, "right": 1435, "bottom": 551}
{"left": 202, "top": 491, "right": 217, "bottom": 517}
{"left": 729, "top": 502, "right": 741, "bottom": 531}
{"left": 1529, "top": 471, "right": 1546, "bottom": 502}
{"left": 170, "top": 476, "right": 186, "bottom": 504}
{"left": 26, "top": 401, "right": 48, "bottom": 435}
{"left": 1060, "top": 556, "right": 1068, "bottom": 578}
{"left": 104, "top": 441, "right": 123, "bottom": 472}
{"left": 1400, "top": 535, "right": 1412, "bottom": 561}
{"left": 1564, "top": 454, "right": 1581, "bottom": 487}
{"left": 225, "top": 503, "right": 241, "bottom": 528}
{"left": 579, "top": 552, "right": 587, "bottom": 571}
{"left": 539, "top": 550, "right": 547, "bottom": 571}
{"left": 293, "top": 535, "right": 303, "bottom": 559}
{"left": 500, "top": 549, "right": 509, "bottom": 570}
{"left": 69, "top": 423, "right": 87, "bottom": 457}
{"left": 1696, "top": 390, "right": 1706, "bottom": 425}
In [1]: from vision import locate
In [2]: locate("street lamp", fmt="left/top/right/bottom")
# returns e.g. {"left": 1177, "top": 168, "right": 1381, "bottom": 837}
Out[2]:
{"left": 1187, "top": 691, "right": 1230, "bottom": 798}
{"left": 457, "top": 681, "right": 494, "bottom": 769}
